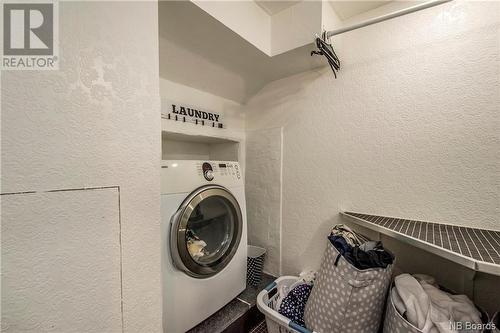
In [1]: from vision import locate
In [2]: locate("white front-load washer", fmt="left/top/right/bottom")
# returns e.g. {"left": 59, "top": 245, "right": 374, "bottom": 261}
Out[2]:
{"left": 161, "top": 160, "right": 247, "bottom": 333}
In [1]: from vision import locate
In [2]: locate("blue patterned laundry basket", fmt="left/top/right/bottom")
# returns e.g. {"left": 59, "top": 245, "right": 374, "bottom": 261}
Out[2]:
{"left": 257, "top": 276, "right": 318, "bottom": 333}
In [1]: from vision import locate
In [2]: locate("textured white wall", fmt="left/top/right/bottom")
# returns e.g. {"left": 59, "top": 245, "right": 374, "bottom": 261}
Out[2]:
{"left": 246, "top": 127, "right": 282, "bottom": 276}
{"left": 245, "top": 0, "right": 499, "bottom": 278}
{"left": 1, "top": 2, "right": 161, "bottom": 332}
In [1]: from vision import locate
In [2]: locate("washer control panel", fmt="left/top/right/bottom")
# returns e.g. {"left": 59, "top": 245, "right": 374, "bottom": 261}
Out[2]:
{"left": 197, "top": 161, "right": 241, "bottom": 181}
{"left": 202, "top": 162, "right": 214, "bottom": 181}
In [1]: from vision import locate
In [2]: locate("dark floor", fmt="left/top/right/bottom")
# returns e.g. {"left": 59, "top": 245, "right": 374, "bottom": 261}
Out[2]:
{"left": 248, "top": 320, "right": 267, "bottom": 333}
{"left": 187, "top": 273, "right": 275, "bottom": 333}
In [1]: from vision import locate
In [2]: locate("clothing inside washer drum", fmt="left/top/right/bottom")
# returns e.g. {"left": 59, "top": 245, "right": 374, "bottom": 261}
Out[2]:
{"left": 184, "top": 195, "right": 235, "bottom": 264}
{"left": 186, "top": 229, "right": 208, "bottom": 259}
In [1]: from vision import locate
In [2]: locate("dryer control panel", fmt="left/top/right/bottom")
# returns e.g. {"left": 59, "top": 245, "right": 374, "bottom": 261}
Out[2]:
{"left": 197, "top": 161, "right": 241, "bottom": 181}
{"left": 161, "top": 160, "right": 243, "bottom": 194}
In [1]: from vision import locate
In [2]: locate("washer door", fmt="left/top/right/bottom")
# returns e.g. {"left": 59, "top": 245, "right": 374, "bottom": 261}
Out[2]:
{"left": 170, "top": 185, "right": 243, "bottom": 278}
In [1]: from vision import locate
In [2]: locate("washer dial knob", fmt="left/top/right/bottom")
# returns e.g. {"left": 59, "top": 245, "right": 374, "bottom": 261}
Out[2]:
{"left": 204, "top": 170, "right": 214, "bottom": 181}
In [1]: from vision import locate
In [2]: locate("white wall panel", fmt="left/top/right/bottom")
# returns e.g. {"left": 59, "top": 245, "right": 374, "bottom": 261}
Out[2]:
{"left": 1, "top": 189, "right": 121, "bottom": 332}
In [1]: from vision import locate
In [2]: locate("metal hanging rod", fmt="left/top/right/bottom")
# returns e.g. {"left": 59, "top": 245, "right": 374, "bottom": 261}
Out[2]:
{"left": 326, "top": 0, "right": 453, "bottom": 38}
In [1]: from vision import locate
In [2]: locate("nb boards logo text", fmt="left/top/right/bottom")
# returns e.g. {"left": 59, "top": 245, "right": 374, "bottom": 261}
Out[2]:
{"left": 2, "top": 1, "right": 59, "bottom": 70}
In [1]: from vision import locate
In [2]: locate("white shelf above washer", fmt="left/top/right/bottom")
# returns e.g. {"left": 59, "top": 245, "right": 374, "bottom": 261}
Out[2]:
{"left": 162, "top": 131, "right": 240, "bottom": 162}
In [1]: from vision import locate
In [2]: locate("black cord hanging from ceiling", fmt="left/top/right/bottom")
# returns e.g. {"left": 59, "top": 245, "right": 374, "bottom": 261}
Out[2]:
{"left": 311, "top": 32, "right": 340, "bottom": 78}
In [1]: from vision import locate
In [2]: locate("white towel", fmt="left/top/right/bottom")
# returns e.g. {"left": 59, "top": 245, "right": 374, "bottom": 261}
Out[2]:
{"left": 394, "top": 274, "right": 482, "bottom": 333}
{"left": 391, "top": 287, "right": 407, "bottom": 317}
{"left": 395, "top": 273, "right": 432, "bottom": 331}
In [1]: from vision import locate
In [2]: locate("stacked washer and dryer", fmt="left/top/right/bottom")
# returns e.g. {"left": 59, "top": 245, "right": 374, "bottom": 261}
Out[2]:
{"left": 161, "top": 160, "right": 247, "bottom": 333}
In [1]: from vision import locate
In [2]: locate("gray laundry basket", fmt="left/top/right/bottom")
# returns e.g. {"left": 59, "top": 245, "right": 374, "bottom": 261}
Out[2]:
{"left": 304, "top": 241, "right": 393, "bottom": 333}
{"left": 383, "top": 283, "right": 490, "bottom": 333}
{"left": 383, "top": 287, "right": 422, "bottom": 333}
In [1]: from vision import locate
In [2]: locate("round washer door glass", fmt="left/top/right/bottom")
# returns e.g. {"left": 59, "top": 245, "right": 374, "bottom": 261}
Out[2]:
{"left": 170, "top": 185, "right": 242, "bottom": 278}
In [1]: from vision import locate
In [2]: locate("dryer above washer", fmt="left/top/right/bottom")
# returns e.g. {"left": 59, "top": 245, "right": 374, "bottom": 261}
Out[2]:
{"left": 161, "top": 160, "right": 242, "bottom": 194}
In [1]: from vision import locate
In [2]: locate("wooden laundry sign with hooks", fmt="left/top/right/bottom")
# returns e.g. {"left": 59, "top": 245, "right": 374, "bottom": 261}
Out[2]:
{"left": 161, "top": 100, "right": 224, "bottom": 128}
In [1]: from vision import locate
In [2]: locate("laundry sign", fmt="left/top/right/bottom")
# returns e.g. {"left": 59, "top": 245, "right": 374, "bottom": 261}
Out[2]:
{"left": 161, "top": 99, "right": 224, "bottom": 128}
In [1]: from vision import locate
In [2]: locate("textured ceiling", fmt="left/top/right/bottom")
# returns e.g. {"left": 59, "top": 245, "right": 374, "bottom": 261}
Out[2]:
{"left": 159, "top": 1, "right": 394, "bottom": 102}
{"left": 329, "top": 1, "right": 390, "bottom": 20}
{"left": 255, "top": 1, "right": 301, "bottom": 15}
{"left": 255, "top": 1, "right": 391, "bottom": 19}
{"left": 159, "top": 1, "right": 323, "bottom": 103}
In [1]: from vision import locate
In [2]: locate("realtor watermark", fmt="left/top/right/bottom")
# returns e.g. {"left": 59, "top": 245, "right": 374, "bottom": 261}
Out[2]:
{"left": 1, "top": 1, "right": 59, "bottom": 70}
{"left": 450, "top": 321, "right": 496, "bottom": 331}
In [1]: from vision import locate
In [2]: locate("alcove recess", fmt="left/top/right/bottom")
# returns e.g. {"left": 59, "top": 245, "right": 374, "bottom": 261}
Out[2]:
{"left": 162, "top": 131, "right": 240, "bottom": 162}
